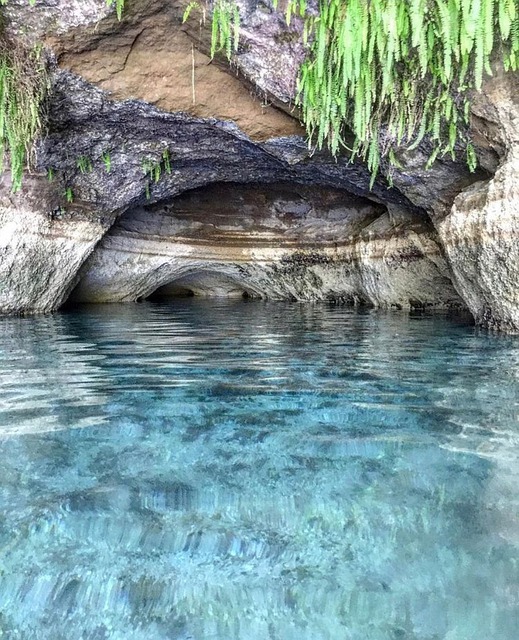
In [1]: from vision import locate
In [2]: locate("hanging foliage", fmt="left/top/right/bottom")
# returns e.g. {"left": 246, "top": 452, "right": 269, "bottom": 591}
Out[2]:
{"left": 189, "top": 0, "right": 519, "bottom": 185}
{"left": 0, "top": 38, "right": 49, "bottom": 192}
{"left": 1, "top": 0, "right": 518, "bottom": 190}
{"left": 106, "top": 0, "right": 125, "bottom": 21}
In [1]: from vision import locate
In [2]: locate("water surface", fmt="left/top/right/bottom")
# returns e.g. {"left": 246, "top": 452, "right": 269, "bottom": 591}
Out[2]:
{"left": 0, "top": 300, "right": 518, "bottom": 639}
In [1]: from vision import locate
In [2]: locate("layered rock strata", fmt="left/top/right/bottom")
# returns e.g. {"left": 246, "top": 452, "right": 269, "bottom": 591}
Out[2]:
{"left": 2, "top": 70, "right": 447, "bottom": 314}
{"left": 435, "top": 69, "right": 519, "bottom": 332}
{"left": 0, "top": 0, "right": 517, "bottom": 329}
{"left": 72, "top": 183, "right": 462, "bottom": 308}
{"left": 438, "top": 160, "right": 519, "bottom": 331}
{"left": 0, "top": 175, "right": 112, "bottom": 314}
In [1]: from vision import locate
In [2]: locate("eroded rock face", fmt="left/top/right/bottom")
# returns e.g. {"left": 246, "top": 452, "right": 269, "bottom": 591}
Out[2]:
{"left": 51, "top": 0, "right": 484, "bottom": 211}
{"left": 41, "top": 71, "right": 418, "bottom": 213}
{"left": 0, "top": 176, "right": 111, "bottom": 314}
{"left": 0, "top": 0, "right": 517, "bottom": 326}
{"left": 72, "top": 183, "right": 462, "bottom": 309}
{"left": 437, "top": 152, "right": 519, "bottom": 331}
{"left": 436, "top": 69, "right": 519, "bottom": 332}
{"left": 0, "top": 66, "right": 433, "bottom": 315}
{"left": 4, "top": 0, "right": 111, "bottom": 38}
{"left": 0, "top": 68, "right": 431, "bottom": 315}
{"left": 50, "top": 0, "right": 304, "bottom": 141}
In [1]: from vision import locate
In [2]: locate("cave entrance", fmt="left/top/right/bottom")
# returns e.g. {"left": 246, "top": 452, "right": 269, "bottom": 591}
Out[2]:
{"left": 146, "top": 271, "right": 260, "bottom": 301}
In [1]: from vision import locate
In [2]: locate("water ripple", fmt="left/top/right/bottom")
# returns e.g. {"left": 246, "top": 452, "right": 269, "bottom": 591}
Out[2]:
{"left": 0, "top": 301, "right": 518, "bottom": 638}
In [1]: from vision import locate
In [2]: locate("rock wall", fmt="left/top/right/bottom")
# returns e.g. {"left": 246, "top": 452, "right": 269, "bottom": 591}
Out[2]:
{"left": 0, "top": 0, "right": 517, "bottom": 328}
{"left": 72, "top": 183, "right": 461, "bottom": 308}
{"left": 3, "top": 69, "right": 443, "bottom": 314}
{"left": 0, "top": 176, "right": 111, "bottom": 314}
{"left": 51, "top": 0, "right": 304, "bottom": 141}
{"left": 436, "top": 69, "right": 519, "bottom": 331}
{"left": 437, "top": 157, "right": 519, "bottom": 331}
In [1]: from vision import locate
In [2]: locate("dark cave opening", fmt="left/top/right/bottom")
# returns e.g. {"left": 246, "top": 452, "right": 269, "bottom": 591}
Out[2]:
{"left": 144, "top": 271, "right": 261, "bottom": 301}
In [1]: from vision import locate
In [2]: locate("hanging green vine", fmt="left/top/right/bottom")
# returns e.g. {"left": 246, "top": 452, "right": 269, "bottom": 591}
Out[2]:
{"left": 1, "top": 0, "right": 517, "bottom": 191}
{"left": 0, "top": 0, "right": 124, "bottom": 192}
{"left": 183, "top": 0, "right": 241, "bottom": 57}
{"left": 0, "top": 36, "right": 49, "bottom": 192}
{"left": 294, "top": 0, "right": 519, "bottom": 184}
{"left": 188, "top": 0, "right": 519, "bottom": 185}
{"left": 106, "top": 0, "right": 125, "bottom": 21}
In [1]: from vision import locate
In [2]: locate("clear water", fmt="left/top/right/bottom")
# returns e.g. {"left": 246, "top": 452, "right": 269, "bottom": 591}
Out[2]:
{"left": 0, "top": 300, "right": 518, "bottom": 640}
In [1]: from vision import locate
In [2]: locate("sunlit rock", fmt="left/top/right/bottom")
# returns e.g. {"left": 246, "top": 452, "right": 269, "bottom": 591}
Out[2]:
{"left": 0, "top": 0, "right": 517, "bottom": 329}
{"left": 436, "top": 69, "right": 519, "bottom": 332}
{"left": 0, "top": 175, "right": 110, "bottom": 314}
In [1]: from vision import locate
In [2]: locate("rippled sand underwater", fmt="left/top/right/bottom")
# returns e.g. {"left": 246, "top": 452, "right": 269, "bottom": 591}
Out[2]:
{"left": 0, "top": 300, "right": 518, "bottom": 639}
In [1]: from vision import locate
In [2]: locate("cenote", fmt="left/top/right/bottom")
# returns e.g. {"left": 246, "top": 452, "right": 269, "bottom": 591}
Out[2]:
{"left": 0, "top": 300, "right": 518, "bottom": 639}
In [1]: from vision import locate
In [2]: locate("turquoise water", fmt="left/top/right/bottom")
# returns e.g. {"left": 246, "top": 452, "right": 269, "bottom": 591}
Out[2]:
{"left": 0, "top": 300, "right": 518, "bottom": 640}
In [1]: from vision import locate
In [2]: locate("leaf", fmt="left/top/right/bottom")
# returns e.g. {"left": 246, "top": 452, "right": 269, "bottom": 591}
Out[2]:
{"left": 182, "top": 1, "right": 201, "bottom": 23}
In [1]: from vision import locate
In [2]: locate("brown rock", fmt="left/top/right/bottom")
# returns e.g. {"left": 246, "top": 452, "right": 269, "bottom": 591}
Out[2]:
{"left": 72, "top": 182, "right": 462, "bottom": 309}
{"left": 53, "top": 0, "right": 303, "bottom": 141}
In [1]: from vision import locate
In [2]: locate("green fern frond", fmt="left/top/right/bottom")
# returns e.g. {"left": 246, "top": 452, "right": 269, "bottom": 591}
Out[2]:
{"left": 106, "top": 0, "right": 125, "bottom": 21}
{"left": 183, "top": 1, "right": 201, "bottom": 22}
{"left": 0, "top": 36, "right": 49, "bottom": 192}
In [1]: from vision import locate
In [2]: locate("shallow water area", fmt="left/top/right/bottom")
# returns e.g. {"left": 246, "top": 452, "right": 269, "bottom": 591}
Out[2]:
{"left": 0, "top": 299, "right": 518, "bottom": 639}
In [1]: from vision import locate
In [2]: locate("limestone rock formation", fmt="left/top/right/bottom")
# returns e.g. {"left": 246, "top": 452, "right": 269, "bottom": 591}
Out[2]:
{"left": 436, "top": 68, "right": 519, "bottom": 331}
{"left": 438, "top": 155, "right": 519, "bottom": 331}
{"left": 6, "top": 68, "right": 455, "bottom": 313}
{"left": 0, "top": 0, "right": 517, "bottom": 329}
{"left": 0, "top": 175, "right": 111, "bottom": 314}
{"left": 72, "top": 183, "right": 461, "bottom": 308}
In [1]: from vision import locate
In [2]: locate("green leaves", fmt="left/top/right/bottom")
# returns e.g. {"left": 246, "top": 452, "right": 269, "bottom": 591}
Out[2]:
{"left": 290, "top": 0, "right": 519, "bottom": 182}
{"left": 0, "top": 39, "right": 49, "bottom": 192}
{"left": 3, "top": 0, "right": 518, "bottom": 192}
{"left": 183, "top": 1, "right": 202, "bottom": 23}
{"left": 141, "top": 149, "right": 173, "bottom": 199}
{"left": 106, "top": 0, "right": 125, "bottom": 21}
{"left": 209, "top": 0, "right": 241, "bottom": 59}
{"left": 200, "top": 0, "right": 517, "bottom": 185}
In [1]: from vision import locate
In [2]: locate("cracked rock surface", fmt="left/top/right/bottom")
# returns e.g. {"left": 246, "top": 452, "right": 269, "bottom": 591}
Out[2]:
{"left": 0, "top": 0, "right": 517, "bottom": 329}
{"left": 436, "top": 68, "right": 519, "bottom": 331}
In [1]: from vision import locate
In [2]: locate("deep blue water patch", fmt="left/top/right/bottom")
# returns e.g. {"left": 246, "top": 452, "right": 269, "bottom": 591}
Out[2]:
{"left": 0, "top": 300, "right": 518, "bottom": 639}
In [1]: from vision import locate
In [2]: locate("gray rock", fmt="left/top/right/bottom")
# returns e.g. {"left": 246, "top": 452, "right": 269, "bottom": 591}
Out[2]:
{"left": 72, "top": 182, "right": 462, "bottom": 309}
{"left": 436, "top": 68, "right": 519, "bottom": 332}
{"left": 0, "top": 0, "right": 517, "bottom": 329}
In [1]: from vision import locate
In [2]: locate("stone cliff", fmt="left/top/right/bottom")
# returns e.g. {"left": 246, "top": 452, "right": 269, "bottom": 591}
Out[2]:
{"left": 0, "top": 0, "right": 517, "bottom": 329}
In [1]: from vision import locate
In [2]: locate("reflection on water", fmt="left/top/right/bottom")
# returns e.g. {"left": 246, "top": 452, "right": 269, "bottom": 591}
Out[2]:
{"left": 0, "top": 300, "right": 518, "bottom": 639}
{"left": 0, "top": 314, "right": 109, "bottom": 435}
